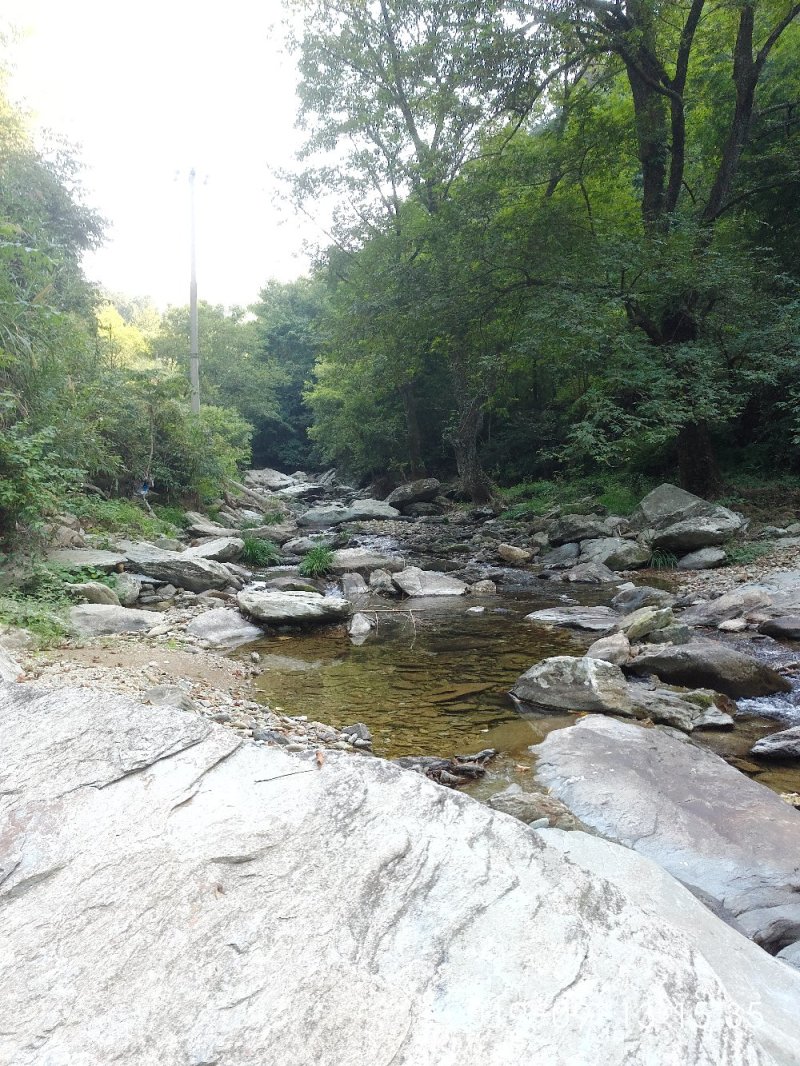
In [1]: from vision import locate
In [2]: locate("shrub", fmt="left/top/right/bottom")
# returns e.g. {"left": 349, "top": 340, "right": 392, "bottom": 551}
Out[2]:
{"left": 724, "top": 542, "right": 773, "bottom": 566}
{"left": 299, "top": 546, "right": 334, "bottom": 577}
{"left": 241, "top": 536, "right": 281, "bottom": 566}
{"left": 648, "top": 549, "right": 678, "bottom": 570}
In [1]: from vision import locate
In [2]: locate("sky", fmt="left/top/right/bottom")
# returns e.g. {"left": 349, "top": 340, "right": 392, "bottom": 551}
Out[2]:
{"left": 3, "top": 0, "right": 318, "bottom": 308}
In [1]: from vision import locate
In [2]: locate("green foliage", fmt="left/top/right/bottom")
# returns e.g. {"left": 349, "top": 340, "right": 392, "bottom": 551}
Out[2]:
{"left": 299, "top": 546, "right": 334, "bottom": 577}
{"left": 66, "top": 496, "right": 180, "bottom": 539}
{"left": 648, "top": 550, "right": 679, "bottom": 571}
{"left": 500, "top": 478, "right": 642, "bottom": 520}
{"left": 241, "top": 536, "right": 281, "bottom": 567}
{"left": 724, "top": 543, "right": 773, "bottom": 566}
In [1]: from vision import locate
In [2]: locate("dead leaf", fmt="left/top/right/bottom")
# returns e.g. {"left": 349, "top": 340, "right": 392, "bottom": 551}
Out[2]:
{"left": 315, "top": 749, "right": 325, "bottom": 768}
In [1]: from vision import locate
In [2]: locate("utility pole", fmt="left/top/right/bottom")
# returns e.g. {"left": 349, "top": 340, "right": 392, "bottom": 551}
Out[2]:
{"left": 189, "top": 167, "right": 200, "bottom": 414}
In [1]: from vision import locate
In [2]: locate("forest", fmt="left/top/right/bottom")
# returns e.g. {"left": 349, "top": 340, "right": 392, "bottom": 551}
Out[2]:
{"left": 1, "top": 0, "right": 799, "bottom": 544}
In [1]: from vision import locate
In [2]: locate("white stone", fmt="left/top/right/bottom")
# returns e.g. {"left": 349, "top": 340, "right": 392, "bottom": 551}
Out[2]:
{"left": 185, "top": 608, "right": 264, "bottom": 650}
{"left": 392, "top": 566, "right": 467, "bottom": 597}
{"left": 238, "top": 589, "right": 351, "bottom": 625}
{"left": 68, "top": 604, "right": 157, "bottom": 637}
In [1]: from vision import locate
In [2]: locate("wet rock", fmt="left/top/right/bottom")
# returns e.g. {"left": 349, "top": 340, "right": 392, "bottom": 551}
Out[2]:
{"left": 678, "top": 547, "right": 728, "bottom": 569}
{"left": 329, "top": 548, "right": 405, "bottom": 573}
{"left": 298, "top": 500, "right": 400, "bottom": 526}
{"left": 526, "top": 606, "right": 621, "bottom": 632}
{"left": 511, "top": 655, "right": 634, "bottom": 715}
{"left": 392, "top": 567, "right": 467, "bottom": 597}
{"left": 682, "top": 589, "right": 773, "bottom": 627}
{"left": 488, "top": 785, "right": 581, "bottom": 829}
{"left": 348, "top": 612, "right": 375, "bottom": 638}
{"left": 394, "top": 748, "right": 497, "bottom": 787}
{"left": 469, "top": 579, "right": 497, "bottom": 594}
{"left": 751, "top": 726, "right": 800, "bottom": 760}
{"left": 579, "top": 537, "right": 651, "bottom": 570}
{"left": 758, "top": 617, "right": 800, "bottom": 640}
{"left": 617, "top": 606, "right": 674, "bottom": 641}
{"left": 626, "top": 638, "right": 792, "bottom": 698}
{"left": 68, "top": 604, "right": 157, "bottom": 637}
{"left": 611, "top": 585, "right": 675, "bottom": 612}
{"left": 563, "top": 561, "right": 618, "bottom": 583}
{"left": 385, "top": 478, "right": 440, "bottom": 507}
{"left": 497, "top": 543, "right": 534, "bottom": 564}
{"left": 540, "top": 542, "right": 580, "bottom": 569}
{"left": 237, "top": 589, "right": 352, "bottom": 625}
{"left": 183, "top": 537, "right": 245, "bottom": 563}
{"left": 586, "top": 632, "right": 632, "bottom": 665}
{"left": 631, "top": 484, "right": 745, "bottom": 550}
{"left": 2, "top": 685, "right": 800, "bottom": 1064}
{"left": 535, "top": 715, "right": 800, "bottom": 962}
{"left": 68, "top": 581, "right": 121, "bottom": 607}
{"left": 185, "top": 608, "right": 264, "bottom": 650}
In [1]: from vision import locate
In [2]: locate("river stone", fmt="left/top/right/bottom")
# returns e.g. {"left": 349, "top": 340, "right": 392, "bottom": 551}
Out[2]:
{"left": 626, "top": 637, "right": 792, "bottom": 698}
{"left": 579, "top": 537, "right": 651, "bottom": 570}
{"left": 526, "top": 606, "right": 621, "bottom": 632}
{"left": 185, "top": 608, "right": 264, "bottom": 650}
{"left": 341, "top": 572, "right": 369, "bottom": 599}
{"left": 488, "top": 784, "right": 581, "bottom": 829}
{"left": 264, "top": 577, "right": 322, "bottom": 593}
{"left": 540, "top": 542, "right": 580, "bottom": 569}
{"left": 497, "top": 543, "right": 534, "bottom": 564}
{"left": 68, "top": 604, "right": 156, "bottom": 637}
{"left": 392, "top": 567, "right": 467, "bottom": 597}
{"left": 348, "top": 612, "right": 375, "bottom": 638}
{"left": 237, "top": 589, "right": 352, "bottom": 625}
{"left": 563, "top": 561, "right": 618, "bottom": 583}
{"left": 369, "top": 568, "right": 398, "bottom": 595}
{"left": 183, "top": 537, "right": 245, "bottom": 563}
{"left": 0, "top": 644, "right": 23, "bottom": 682}
{"left": 3, "top": 687, "right": 799, "bottom": 1065}
{"left": 184, "top": 511, "right": 238, "bottom": 537}
{"left": 549, "top": 514, "right": 623, "bottom": 546}
{"left": 631, "top": 484, "right": 745, "bottom": 550}
{"left": 298, "top": 500, "right": 400, "bottom": 526}
{"left": 510, "top": 655, "right": 634, "bottom": 715}
{"left": 385, "top": 478, "right": 440, "bottom": 507}
{"left": 123, "top": 542, "right": 233, "bottom": 592}
{"left": 244, "top": 466, "right": 296, "bottom": 490}
{"left": 68, "top": 580, "right": 121, "bottom": 606}
{"left": 758, "top": 617, "right": 800, "bottom": 640}
{"left": 652, "top": 517, "right": 744, "bottom": 552}
{"left": 586, "top": 632, "right": 632, "bottom": 665}
{"left": 534, "top": 715, "right": 800, "bottom": 961}
{"left": 642, "top": 622, "right": 692, "bottom": 645}
{"left": 282, "top": 534, "right": 338, "bottom": 554}
{"left": 329, "top": 548, "right": 405, "bottom": 573}
{"left": 751, "top": 726, "right": 800, "bottom": 760}
{"left": 469, "top": 579, "right": 497, "bottom": 594}
{"left": 678, "top": 547, "right": 728, "bottom": 569}
{"left": 46, "top": 548, "right": 127, "bottom": 572}
{"left": 538, "top": 828, "right": 800, "bottom": 1066}
{"left": 682, "top": 589, "right": 773, "bottom": 627}
{"left": 611, "top": 585, "right": 675, "bottom": 612}
{"left": 617, "top": 605, "right": 674, "bottom": 641}
{"left": 628, "top": 682, "right": 735, "bottom": 732}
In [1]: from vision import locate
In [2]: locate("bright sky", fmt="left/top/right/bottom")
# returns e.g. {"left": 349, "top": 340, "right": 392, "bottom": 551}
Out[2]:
{"left": 4, "top": 0, "right": 318, "bottom": 308}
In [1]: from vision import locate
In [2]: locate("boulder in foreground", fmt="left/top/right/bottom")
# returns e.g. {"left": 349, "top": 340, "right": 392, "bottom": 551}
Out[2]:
{"left": 2, "top": 683, "right": 800, "bottom": 1065}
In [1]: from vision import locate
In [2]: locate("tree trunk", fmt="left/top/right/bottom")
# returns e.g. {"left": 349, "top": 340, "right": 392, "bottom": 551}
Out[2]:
{"left": 451, "top": 399, "right": 494, "bottom": 504}
{"left": 400, "top": 382, "right": 426, "bottom": 478}
{"left": 677, "top": 422, "right": 723, "bottom": 498}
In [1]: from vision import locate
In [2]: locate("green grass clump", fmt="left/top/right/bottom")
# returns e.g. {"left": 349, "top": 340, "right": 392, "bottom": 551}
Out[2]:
{"left": 67, "top": 496, "right": 181, "bottom": 539}
{"left": 724, "top": 542, "right": 773, "bottom": 566}
{"left": 648, "top": 549, "right": 678, "bottom": 570}
{"left": 0, "top": 564, "right": 73, "bottom": 644}
{"left": 241, "top": 536, "right": 281, "bottom": 567}
{"left": 299, "top": 546, "right": 334, "bottom": 577}
{"left": 500, "top": 477, "right": 643, "bottom": 520}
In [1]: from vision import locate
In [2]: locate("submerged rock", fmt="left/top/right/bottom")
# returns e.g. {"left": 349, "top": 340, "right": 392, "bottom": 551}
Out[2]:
{"left": 488, "top": 785, "right": 581, "bottom": 829}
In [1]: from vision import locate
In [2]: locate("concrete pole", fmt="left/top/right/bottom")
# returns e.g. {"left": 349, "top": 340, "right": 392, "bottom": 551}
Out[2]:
{"left": 189, "top": 167, "right": 200, "bottom": 414}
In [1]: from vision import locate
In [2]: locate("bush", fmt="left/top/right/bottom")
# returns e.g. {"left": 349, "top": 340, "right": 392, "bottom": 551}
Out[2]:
{"left": 725, "top": 542, "right": 773, "bottom": 566}
{"left": 66, "top": 496, "right": 180, "bottom": 539}
{"left": 299, "top": 546, "right": 334, "bottom": 577}
{"left": 241, "top": 536, "right": 281, "bottom": 566}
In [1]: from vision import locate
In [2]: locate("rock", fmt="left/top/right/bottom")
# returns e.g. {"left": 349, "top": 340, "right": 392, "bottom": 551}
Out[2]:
{"left": 152, "top": 536, "right": 184, "bottom": 552}
{"left": 0, "top": 643, "right": 23, "bottom": 682}
{"left": 488, "top": 785, "right": 581, "bottom": 829}
{"left": 562, "top": 561, "right": 618, "bottom": 583}
{"left": 611, "top": 585, "right": 675, "bottom": 612}
{"left": 68, "top": 604, "right": 157, "bottom": 637}
{"left": 631, "top": 483, "right": 745, "bottom": 550}
{"left": 469, "top": 579, "right": 497, "bottom": 594}
{"left": 540, "top": 542, "right": 581, "bottom": 569}
{"left": 68, "top": 580, "right": 121, "bottom": 606}
{"left": 282, "top": 534, "right": 338, "bottom": 554}
{"left": 123, "top": 543, "right": 233, "bottom": 592}
{"left": 579, "top": 537, "right": 651, "bottom": 570}
{"left": 113, "top": 572, "right": 142, "bottom": 607}
{"left": 184, "top": 608, "right": 264, "bottom": 650}
{"left": 549, "top": 514, "right": 627, "bottom": 546}
{"left": 340, "top": 721, "right": 373, "bottom": 745}
{"left": 628, "top": 682, "right": 735, "bottom": 732}
{"left": 535, "top": 715, "right": 800, "bottom": 961}
{"left": 184, "top": 511, "right": 238, "bottom": 537}
{"left": 682, "top": 589, "right": 773, "bottom": 627}
{"left": 539, "top": 827, "right": 800, "bottom": 1064}
{"left": 329, "top": 548, "right": 405, "bottom": 573}
{"left": 617, "top": 606, "right": 674, "bottom": 641}
{"left": 385, "top": 478, "right": 440, "bottom": 507}
{"left": 298, "top": 500, "right": 400, "bottom": 526}
{"left": 369, "top": 569, "right": 398, "bottom": 595}
{"left": 264, "top": 577, "right": 322, "bottom": 593}
{"left": 47, "top": 523, "right": 86, "bottom": 549}
{"left": 642, "top": 623, "right": 692, "bottom": 645}
{"left": 341, "top": 573, "right": 369, "bottom": 599}
{"left": 392, "top": 567, "right": 467, "bottom": 597}
{"left": 497, "top": 543, "right": 533, "bottom": 564}
{"left": 466, "top": 606, "right": 486, "bottom": 615}
{"left": 526, "top": 606, "right": 621, "bottom": 632}
{"left": 510, "top": 655, "right": 634, "bottom": 715}
{"left": 244, "top": 466, "right": 296, "bottom": 490}
{"left": 142, "top": 685, "right": 197, "bottom": 713}
{"left": 751, "top": 726, "right": 800, "bottom": 760}
{"left": 678, "top": 547, "right": 728, "bottom": 569}
{"left": 348, "top": 612, "right": 375, "bottom": 639}
{"left": 626, "top": 637, "right": 792, "bottom": 698}
{"left": 402, "top": 502, "right": 444, "bottom": 517}
{"left": 758, "top": 617, "right": 800, "bottom": 640}
{"left": 183, "top": 537, "right": 245, "bottom": 563}
{"left": 240, "top": 523, "right": 298, "bottom": 545}
{"left": 718, "top": 618, "right": 748, "bottom": 632}
{"left": 4, "top": 688, "right": 799, "bottom": 1064}
{"left": 46, "top": 548, "right": 127, "bottom": 572}
{"left": 586, "top": 632, "right": 632, "bottom": 665}
{"left": 237, "top": 589, "right": 352, "bottom": 625}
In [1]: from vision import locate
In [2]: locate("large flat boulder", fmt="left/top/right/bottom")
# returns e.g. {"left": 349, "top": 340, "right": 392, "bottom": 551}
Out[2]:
{"left": 631, "top": 484, "right": 744, "bottom": 551}
{"left": 535, "top": 716, "right": 800, "bottom": 960}
{"left": 751, "top": 726, "right": 800, "bottom": 760}
{"left": 681, "top": 589, "right": 772, "bottom": 627}
{"left": 298, "top": 500, "right": 400, "bottom": 526}
{"left": 526, "top": 606, "right": 621, "bottom": 632}
{"left": 183, "top": 537, "right": 245, "bottom": 563}
{"left": 184, "top": 511, "right": 238, "bottom": 537}
{"left": 549, "top": 514, "right": 625, "bottom": 546}
{"left": 625, "top": 637, "right": 792, "bottom": 698}
{"left": 511, "top": 655, "right": 634, "bottom": 715}
{"left": 329, "top": 548, "right": 405, "bottom": 574}
{"left": 392, "top": 566, "right": 467, "bottom": 596}
{"left": 46, "top": 548, "right": 127, "bottom": 572}
{"left": 2, "top": 683, "right": 799, "bottom": 1065}
{"left": 68, "top": 604, "right": 157, "bottom": 637}
{"left": 385, "top": 478, "right": 441, "bottom": 508}
{"left": 185, "top": 608, "right": 265, "bottom": 650}
{"left": 123, "top": 542, "right": 233, "bottom": 592}
{"left": 237, "top": 589, "right": 351, "bottom": 625}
